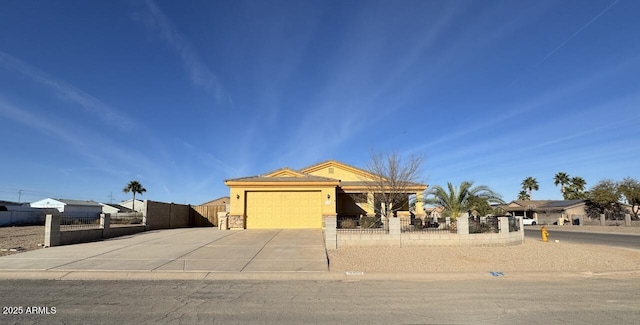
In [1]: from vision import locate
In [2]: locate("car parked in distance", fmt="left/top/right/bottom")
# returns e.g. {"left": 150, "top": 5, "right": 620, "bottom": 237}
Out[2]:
{"left": 522, "top": 217, "right": 537, "bottom": 226}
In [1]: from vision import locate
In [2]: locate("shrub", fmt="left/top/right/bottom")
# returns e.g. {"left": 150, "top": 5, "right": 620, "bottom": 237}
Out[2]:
{"left": 340, "top": 219, "right": 357, "bottom": 229}
{"left": 413, "top": 218, "right": 423, "bottom": 228}
{"left": 360, "top": 216, "right": 380, "bottom": 228}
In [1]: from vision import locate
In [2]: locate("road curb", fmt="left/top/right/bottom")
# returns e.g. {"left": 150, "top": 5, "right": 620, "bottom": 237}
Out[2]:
{"left": 1, "top": 269, "right": 639, "bottom": 281}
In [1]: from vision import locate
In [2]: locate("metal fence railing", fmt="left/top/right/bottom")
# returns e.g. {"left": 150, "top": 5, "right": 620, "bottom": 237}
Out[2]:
{"left": 400, "top": 218, "right": 453, "bottom": 233}
{"left": 469, "top": 216, "right": 499, "bottom": 234}
{"left": 508, "top": 216, "right": 520, "bottom": 232}
{"left": 337, "top": 215, "right": 389, "bottom": 233}
{"left": 60, "top": 215, "right": 101, "bottom": 230}
{"left": 110, "top": 213, "right": 144, "bottom": 226}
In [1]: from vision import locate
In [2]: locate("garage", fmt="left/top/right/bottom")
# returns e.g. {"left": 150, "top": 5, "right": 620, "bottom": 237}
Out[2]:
{"left": 245, "top": 191, "right": 322, "bottom": 229}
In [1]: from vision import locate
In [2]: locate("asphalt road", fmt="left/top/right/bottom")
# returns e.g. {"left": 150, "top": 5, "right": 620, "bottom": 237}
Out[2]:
{"left": 0, "top": 278, "right": 639, "bottom": 324}
{"left": 524, "top": 229, "right": 640, "bottom": 250}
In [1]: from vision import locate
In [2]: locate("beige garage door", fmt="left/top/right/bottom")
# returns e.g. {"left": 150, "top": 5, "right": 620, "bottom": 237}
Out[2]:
{"left": 245, "top": 191, "right": 322, "bottom": 229}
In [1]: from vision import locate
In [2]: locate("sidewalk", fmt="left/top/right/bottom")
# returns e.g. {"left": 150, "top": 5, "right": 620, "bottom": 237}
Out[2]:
{"left": 0, "top": 228, "right": 328, "bottom": 274}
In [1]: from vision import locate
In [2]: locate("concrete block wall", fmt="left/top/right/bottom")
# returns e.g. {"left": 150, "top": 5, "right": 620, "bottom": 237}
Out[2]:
{"left": 144, "top": 200, "right": 191, "bottom": 230}
{"left": 45, "top": 214, "right": 146, "bottom": 247}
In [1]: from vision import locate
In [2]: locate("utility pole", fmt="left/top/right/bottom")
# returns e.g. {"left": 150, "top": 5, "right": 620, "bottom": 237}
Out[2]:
{"left": 18, "top": 189, "right": 22, "bottom": 203}
{"left": 107, "top": 192, "right": 114, "bottom": 204}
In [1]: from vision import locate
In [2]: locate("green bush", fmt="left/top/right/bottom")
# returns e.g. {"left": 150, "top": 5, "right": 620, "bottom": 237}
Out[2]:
{"left": 360, "top": 216, "right": 380, "bottom": 228}
{"left": 341, "top": 219, "right": 357, "bottom": 229}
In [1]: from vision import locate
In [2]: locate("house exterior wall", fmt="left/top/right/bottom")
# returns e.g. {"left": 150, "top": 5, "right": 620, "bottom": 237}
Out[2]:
{"left": 305, "top": 165, "right": 372, "bottom": 181}
{"left": 63, "top": 205, "right": 102, "bottom": 217}
{"left": 101, "top": 205, "right": 120, "bottom": 214}
{"left": 30, "top": 199, "right": 65, "bottom": 213}
{"left": 120, "top": 199, "right": 145, "bottom": 213}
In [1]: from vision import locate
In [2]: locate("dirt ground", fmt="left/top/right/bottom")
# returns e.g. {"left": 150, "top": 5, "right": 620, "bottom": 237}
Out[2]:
{"left": 0, "top": 226, "right": 45, "bottom": 256}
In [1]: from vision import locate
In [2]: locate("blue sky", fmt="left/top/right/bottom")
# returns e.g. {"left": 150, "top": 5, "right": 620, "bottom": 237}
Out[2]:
{"left": 1, "top": 0, "right": 639, "bottom": 205}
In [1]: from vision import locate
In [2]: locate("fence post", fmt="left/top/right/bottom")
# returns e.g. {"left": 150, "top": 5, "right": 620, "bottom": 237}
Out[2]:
{"left": 101, "top": 213, "right": 111, "bottom": 238}
{"left": 625, "top": 214, "right": 631, "bottom": 227}
{"left": 498, "top": 217, "right": 509, "bottom": 236}
{"left": 388, "top": 217, "right": 401, "bottom": 247}
{"left": 457, "top": 215, "right": 469, "bottom": 235}
{"left": 217, "top": 212, "right": 228, "bottom": 230}
{"left": 44, "top": 214, "right": 60, "bottom": 247}
{"left": 600, "top": 214, "right": 606, "bottom": 226}
{"left": 325, "top": 215, "right": 337, "bottom": 250}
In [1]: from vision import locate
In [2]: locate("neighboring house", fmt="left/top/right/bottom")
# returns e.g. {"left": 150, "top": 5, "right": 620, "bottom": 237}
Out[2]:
{"left": 424, "top": 206, "right": 444, "bottom": 220}
{"left": 199, "top": 196, "right": 230, "bottom": 206}
{"left": 225, "top": 160, "right": 427, "bottom": 229}
{"left": 30, "top": 198, "right": 103, "bottom": 217}
{"left": 119, "top": 199, "right": 145, "bottom": 213}
{"left": 503, "top": 200, "right": 588, "bottom": 224}
{"left": 100, "top": 203, "right": 134, "bottom": 215}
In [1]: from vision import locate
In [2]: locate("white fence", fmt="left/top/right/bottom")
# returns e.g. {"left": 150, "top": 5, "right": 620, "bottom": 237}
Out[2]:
{"left": 0, "top": 211, "right": 46, "bottom": 226}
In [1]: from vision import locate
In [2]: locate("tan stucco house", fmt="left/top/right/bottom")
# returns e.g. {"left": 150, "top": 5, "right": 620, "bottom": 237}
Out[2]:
{"left": 504, "top": 199, "right": 588, "bottom": 224}
{"left": 225, "top": 160, "right": 427, "bottom": 229}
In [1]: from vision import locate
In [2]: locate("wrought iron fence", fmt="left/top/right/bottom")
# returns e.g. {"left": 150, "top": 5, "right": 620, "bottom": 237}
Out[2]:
{"left": 110, "top": 213, "right": 144, "bottom": 226}
{"left": 337, "top": 215, "right": 389, "bottom": 233}
{"left": 400, "top": 218, "right": 453, "bottom": 233}
{"left": 469, "top": 216, "right": 499, "bottom": 234}
{"left": 60, "top": 215, "right": 101, "bottom": 230}
{"left": 508, "top": 216, "right": 520, "bottom": 232}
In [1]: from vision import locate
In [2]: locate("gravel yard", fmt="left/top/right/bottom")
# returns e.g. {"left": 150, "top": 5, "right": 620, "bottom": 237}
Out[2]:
{"left": 328, "top": 239, "right": 640, "bottom": 273}
{"left": 0, "top": 226, "right": 45, "bottom": 257}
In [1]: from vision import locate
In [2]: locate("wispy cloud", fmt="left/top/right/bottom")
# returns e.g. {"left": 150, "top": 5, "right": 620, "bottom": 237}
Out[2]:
{"left": 0, "top": 96, "right": 82, "bottom": 146}
{"left": 536, "top": 0, "right": 620, "bottom": 65}
{"left": 132, "top": 0, "right": 231, "bottom": 106}
{"left": 0, "top": 51, "right": 133, "bottom": 131}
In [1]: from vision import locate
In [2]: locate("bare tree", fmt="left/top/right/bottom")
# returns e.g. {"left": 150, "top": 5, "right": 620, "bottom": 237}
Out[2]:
{"left": 362, "top": 151, "right": 425, "bottom": 219}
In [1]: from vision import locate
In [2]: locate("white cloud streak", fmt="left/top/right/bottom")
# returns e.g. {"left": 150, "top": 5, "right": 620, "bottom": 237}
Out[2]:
{"left": 0, "top": 51, "right": 133, "bottom": 131}
{"left": 133, "top": 0, "right": 231, "bottom": 106}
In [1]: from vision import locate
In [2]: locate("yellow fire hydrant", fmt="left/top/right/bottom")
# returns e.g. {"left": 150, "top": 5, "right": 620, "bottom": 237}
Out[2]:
{"left": 541, "top": 225, "right": 549, "bottom": 242}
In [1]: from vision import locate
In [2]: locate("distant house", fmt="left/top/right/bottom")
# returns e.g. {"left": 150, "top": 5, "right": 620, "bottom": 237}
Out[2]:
{"left": 119, "top": 199, "right": 145, "bottom": 213}
{"left": 503, "top": 200, "right": 588, "bottom": 225}
{"left": 30, "top": 198, "right": 103, "bottom": 217}
{"left": 199, "top": 196, "right": 230, "bottom": 206}
{"left": 100, "top": 203, "right": 134, "bottom": 215}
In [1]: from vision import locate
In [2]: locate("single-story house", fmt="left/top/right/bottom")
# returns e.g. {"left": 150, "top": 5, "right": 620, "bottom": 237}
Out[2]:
{"left": 100, "top": 203, "right": 134, "bottom": 215}
{"left": 119, "top": 199, "right": 145, "bottom": 213}
{"left": 225, "top": 160, "right": 427, "bottom": 229}
{"left": 30, "top": 198, "right": 103, "bottom": 217}
{"left": 503, "top": 200, "right": 588, "bottom": 224}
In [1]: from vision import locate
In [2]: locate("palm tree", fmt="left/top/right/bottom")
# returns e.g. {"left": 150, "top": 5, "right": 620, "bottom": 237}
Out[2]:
{"left": 423, "top": 181, "right": 504, "bottom": 219}
{"left": 571, "top": 177, "right": 587, "bottom": 193}
{"left": 554, "top": 172, "right": 570, "bottom": 196}
{"left": 123, "top": 180, "right": 146, "bottom": 211}
{"left": 564, "top": 176, "right": 588, "bottom": 200}
{"left": 517, "top": 190, "right": 530, "bottom": 201}
{"left": 521, "top": 177, "right": 539, "bottom": 199}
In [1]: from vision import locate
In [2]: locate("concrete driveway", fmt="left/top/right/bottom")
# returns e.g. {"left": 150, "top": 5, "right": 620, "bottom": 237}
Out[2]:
{"left": 0, "top": 228, "right": 328, "bottom": 273}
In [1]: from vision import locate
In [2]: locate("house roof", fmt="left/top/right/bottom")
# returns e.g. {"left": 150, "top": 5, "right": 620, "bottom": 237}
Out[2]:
{"left": 299, "top": 160, "right": 378, "bottom": 180}
{"left": 226, "top": 159, "right": 427, "bottom": 190}
{"left": 199, "top": 196, "right": 230, "bottom": 206}
{"left": 504, "top": 199, "right": 587, "bottom": 211}
{"left": 57, "top": 199, "right": 103, "bottom": 207}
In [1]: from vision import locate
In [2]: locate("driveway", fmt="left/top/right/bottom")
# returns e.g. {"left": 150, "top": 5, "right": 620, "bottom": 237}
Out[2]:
{"left": 0, "top": 228, "right": 328, "bottom": 272}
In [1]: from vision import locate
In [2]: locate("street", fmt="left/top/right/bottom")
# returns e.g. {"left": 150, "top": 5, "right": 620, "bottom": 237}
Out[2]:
{"left": 525, "top": 229, "right": 640, "bottom": 250}
{"left": 1, "top": 277, "right": 639, "bottom": 324}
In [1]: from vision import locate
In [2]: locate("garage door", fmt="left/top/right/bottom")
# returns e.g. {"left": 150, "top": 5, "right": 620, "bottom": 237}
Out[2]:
{"left": 246, "top": 191, "right": 321, "bottom": 229}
